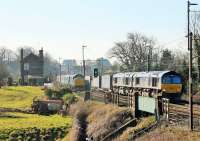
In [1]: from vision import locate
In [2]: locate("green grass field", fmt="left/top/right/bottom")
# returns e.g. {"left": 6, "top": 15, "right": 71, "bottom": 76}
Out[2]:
{"left": 0, "top": 112, "right": 72, "bottom": 140}
{"left": 0, "top": 86, "right": 44, "bottom": 109}
{"left": 0, "top": 112, "right": 72, "bottom": 130}
{"left": 0, "top": 86, "right": 73, "bottom": 140}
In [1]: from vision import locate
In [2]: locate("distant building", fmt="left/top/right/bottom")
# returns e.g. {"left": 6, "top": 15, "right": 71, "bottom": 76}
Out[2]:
{"left": 61, "top": 58, "right": 111, "bottom": 76}
{"left": 95, "top": 58, "right": 112, "bottom": 75}
{"left": 62, "top": 59, "right": 77, "bottom": 74}
{"left": 20, "top": 48, "right": 44, "bottom": 85}
{"left": 73, "top": 65, "right": 92, "bottom": 76}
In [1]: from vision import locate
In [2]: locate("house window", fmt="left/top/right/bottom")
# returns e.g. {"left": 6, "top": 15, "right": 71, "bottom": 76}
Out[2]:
{"left": 24, "top": 63, "right": 29, "bottom": 71}
{"left": 152, "top": 77, "right": 158, "bottom": 87}
{"left": 136, "top": 77, "right": 140, "bottom": 85}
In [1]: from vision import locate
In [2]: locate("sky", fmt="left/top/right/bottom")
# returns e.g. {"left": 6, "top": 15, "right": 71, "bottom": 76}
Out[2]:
{"left": 0, "top": 0, "right": 199, "bottom": 61}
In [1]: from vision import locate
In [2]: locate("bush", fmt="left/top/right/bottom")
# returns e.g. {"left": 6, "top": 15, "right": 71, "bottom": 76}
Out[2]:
{"left": 63, "top": 94, "right": 78, "bottom": 105}
{"left": 44, "top": 86, "right": 73, "bottom": 99}
{"left": 45, "top": 89, "right": 53, "bottom": 99}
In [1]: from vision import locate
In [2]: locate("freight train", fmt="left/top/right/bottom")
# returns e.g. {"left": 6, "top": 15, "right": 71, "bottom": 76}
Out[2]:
{"left": 91, "top": 71, "right": 182, "bottom": 99}
{"left": 58, "top": 71, "right": 182, "bottom": 99}
{"left": 57, "top": 74, "right": 85, "bottom": 90}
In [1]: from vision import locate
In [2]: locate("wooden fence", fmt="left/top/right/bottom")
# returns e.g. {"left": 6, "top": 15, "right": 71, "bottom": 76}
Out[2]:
{"left": 90, "top": 89, "right": 135, "bottom": 109}
{"left": 162, "top": 98, "right": 200, "bottom": 129}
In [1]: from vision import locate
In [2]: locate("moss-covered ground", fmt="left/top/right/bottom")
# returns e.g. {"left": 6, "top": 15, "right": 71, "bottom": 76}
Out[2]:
{"left": 0, "top": 86, "right": 44, "bottom": 109}
{"left": 0, "top": 86, "right": 73, "bottom": 140}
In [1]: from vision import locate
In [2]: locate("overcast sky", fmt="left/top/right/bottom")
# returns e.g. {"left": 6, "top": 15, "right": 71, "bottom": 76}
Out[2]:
{"left": 0, "top": 0, "right": 199, "bottom": 61}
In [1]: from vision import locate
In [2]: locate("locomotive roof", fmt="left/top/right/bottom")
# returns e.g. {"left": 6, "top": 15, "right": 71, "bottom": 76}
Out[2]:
{"left": 113, "top": 73, "right": 125, "bottom": 77}
{"left": 60, "top": 74, "right": 84, "bottom": 79}
{"left": 113, "top": 71, "right": 175, "bottom": 78}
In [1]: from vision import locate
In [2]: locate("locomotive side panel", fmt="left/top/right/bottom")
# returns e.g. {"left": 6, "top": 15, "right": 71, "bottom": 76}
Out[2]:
{"left": 113, "top": 73, "right": 125, "bottom": 87}
{"left": 112, "top": 71, "right": 182, "bottom": 98}
{"left": 101, "top": 75, "right": 112, "bottom": 90}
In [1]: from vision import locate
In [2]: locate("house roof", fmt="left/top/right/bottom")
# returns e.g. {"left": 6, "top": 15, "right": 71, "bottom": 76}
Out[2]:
{"left": 23, "top": 53, "right": 40, "bottom": 62}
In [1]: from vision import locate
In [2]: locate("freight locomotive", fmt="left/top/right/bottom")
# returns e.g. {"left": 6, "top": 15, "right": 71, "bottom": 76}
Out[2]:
{"left": 90, "top": 71, "right": 182, "bottom": 100}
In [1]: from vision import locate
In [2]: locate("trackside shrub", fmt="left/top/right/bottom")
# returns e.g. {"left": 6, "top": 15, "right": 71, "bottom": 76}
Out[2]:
{"left": 44, "top": 86, "right": 73, "bottom": 99}
{"left": 6, "top": 127, "right": 69, "bottom": 141}
{"left": 63, "top": 94, "right": 78, "bottom": 105}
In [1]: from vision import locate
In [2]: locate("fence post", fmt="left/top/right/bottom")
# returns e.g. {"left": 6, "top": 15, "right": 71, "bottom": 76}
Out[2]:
{"left": 113, "top": 93, "right": 116, "bottom": 105}
{"left": 128, "top": 92, "right": 130, "bottom": 108}
{"left": 155, "top": 96, "right": 160, "bottom": 122}
{"left": 111, "top": 92, "right": 114, "bottom": 105}
{"left": 162, "top": 98, "right": 169, "bottom": 122}
{"left": 104, "top": 92, "right": 106, "bottom": 104}
{"left": 135, "top": 93, "right": 139, "bottom": 118}
{"left": 166, "top": 99, "right": 169, "bottom": 122}
{"left": 117, "top": 93, "right": 119, "bottom": 106}
{"left": 131, "top": 94, "right": 133, "bottom": 108}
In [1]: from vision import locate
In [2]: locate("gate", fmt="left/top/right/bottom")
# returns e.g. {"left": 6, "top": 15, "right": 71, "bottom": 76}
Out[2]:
{"left": 137, "top": 96, "right": 156, "bottom": 114}
{"left": 136, "top": 96, "right": 160, "bottom": 119}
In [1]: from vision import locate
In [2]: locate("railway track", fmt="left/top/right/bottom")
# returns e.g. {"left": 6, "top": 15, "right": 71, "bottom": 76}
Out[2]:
{"left": 90, "top": 90, "right": 200, "bottom": 126}
{"left": 90, "top": 90, "right": 131, "bottom": 107}
{"left": 90, "top": 90, "right": 200, "bottom": 132}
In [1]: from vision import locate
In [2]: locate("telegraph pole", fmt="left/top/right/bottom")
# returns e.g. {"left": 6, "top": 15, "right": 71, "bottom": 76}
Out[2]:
{"left": 188, "top": 1, "right": 190, "bottom": 50}
{"left": 187, "top": 1, "right": 198, "bottom": 131}
{"left": 189, "top": 32, "right": 193, "bottom": 131}
{"left": 101, "top": 58, "right": 104, "bottom": 76}
{"left": 146, "top": 45, "right": 151, "bottom": 72}
{"left": 82, "top": 45, "right": 87, "bottom": 77}
{"left": 147, "top": 48, "right": 151, "bottom": 72}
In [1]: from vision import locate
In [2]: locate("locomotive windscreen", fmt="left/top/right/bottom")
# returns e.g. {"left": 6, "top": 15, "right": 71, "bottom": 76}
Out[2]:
{"left": 162, "top": 74, "right": 181, "bottom": 84}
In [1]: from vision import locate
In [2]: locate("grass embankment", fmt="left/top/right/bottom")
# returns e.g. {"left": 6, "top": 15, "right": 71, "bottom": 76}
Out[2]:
{"left": 113, "top": 116, "right": 155, "bottom": 141}
{"left": 0, "top": 86, "right": 73, "bottom": 140}
{"left": 0, "top": 112, "right": 72, "bottom": 140}
{"left": 136, "top": 127, "right": 200, "bottom": 141}
{"left": 64, "top": 101, "right": 133, "bottom": 141}
{"left": 0, "top": 112, "right": 72, "bottom": 130}
{"left": 0, "top": 86, "right": 44, "bottom": 109}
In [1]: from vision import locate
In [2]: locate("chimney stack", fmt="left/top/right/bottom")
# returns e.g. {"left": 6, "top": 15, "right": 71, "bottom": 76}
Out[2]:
{"left": 39, "top": 48, "right": 44, "bottom": 77}
{"left": 39, "top": 48, "right": 43, "bottom": 59}
{"left": 20, "top": 48, "right": 24, "bottom": 85}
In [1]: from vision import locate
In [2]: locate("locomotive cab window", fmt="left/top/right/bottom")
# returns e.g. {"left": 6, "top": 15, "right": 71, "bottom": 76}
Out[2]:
{"left": 114, "top": 78, "right": 118, "bottom": 83}
{"left": 136, "top": 77, "right": 140, "bottom": 85}
{"left": 125, "top": 77, "right": 129, "bottom": 85}
{"left": 172, "top": 76, "right": 181, "bottom": 84}
{"left": 162, "top": 75, "right": 181, "bottom": 84}
{"left": 152, "top": 77, "right": 158, "bottom": 87}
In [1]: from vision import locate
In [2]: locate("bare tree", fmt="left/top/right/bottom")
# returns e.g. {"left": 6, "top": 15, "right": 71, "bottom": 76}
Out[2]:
{"left": 0, "top": 47, "right": 6, "bottom": 64}
{"left": 0, "top": 47, "right": 10, "bottom": 83}
{"left": 191, "top": 13, "right": 200, "bottom": 81}
{"left": 160, "top": 49, "right": 175, "bottom": 70}
{"left": 0, "top": 47, "right": 17, "bottom": 64}
{"left": 109, "top": 32, "right": 155, "bottom": 71}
